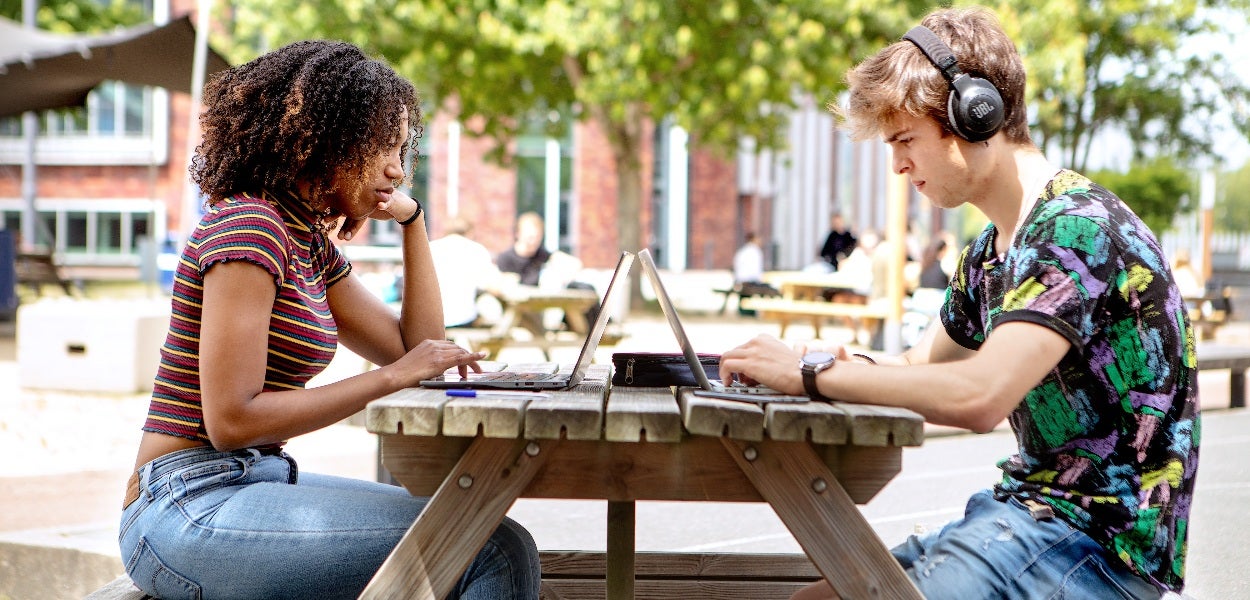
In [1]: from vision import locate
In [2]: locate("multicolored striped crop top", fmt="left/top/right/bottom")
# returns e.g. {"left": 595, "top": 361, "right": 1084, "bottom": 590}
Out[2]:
{"left": 143, "top": 191, "right": 352, "bottom": 442}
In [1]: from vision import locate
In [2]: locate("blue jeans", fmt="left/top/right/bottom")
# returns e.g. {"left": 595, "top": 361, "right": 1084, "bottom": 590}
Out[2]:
{"left": 118, "top": 446, "right": 540, "bottom": 599}
{"left": 892, "top": 489, "right": 1162, "bottom": 599}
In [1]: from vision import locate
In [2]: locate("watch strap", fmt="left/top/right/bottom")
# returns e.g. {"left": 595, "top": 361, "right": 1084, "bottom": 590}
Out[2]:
{"left": 801, "top": 367, "right": 823, "bottom": 399}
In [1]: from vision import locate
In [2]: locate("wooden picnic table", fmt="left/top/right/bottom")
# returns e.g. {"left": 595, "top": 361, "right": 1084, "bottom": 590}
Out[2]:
{"left": 472, "top": 286, "right": 613, "bottom": 360}
{"left": 763, "top": 271, "right": 866, "bottom": 301}
{"left": 361, "top": 364, "right": 925, "bottom": 599}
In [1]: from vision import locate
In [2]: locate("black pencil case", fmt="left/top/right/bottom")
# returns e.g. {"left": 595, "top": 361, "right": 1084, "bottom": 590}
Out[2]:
{"left": 611, "top": 352, "right": 720, "bottom": 387}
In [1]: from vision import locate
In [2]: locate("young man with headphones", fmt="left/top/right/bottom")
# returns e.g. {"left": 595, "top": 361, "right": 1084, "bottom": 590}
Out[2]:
{"left": 720, "top": 6, "right": 1198, "bottom": 599}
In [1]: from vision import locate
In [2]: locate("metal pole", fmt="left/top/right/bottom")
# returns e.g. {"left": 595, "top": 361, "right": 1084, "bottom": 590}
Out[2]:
{"left": 884, "top": 168, "right": 908, "bottom": 354}
{"left": 179, "top": 0, "right": 212, "bottom": 240}
{"left": 20, "top": 0, "right": 38, "bottom": 251}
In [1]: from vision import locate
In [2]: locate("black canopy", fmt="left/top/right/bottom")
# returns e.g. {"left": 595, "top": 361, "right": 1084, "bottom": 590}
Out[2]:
{"left": 0, "top": 14, "right": 230, "bottom": 118}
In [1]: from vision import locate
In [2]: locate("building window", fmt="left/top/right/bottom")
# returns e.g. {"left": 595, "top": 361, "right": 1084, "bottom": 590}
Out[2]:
{"left": 0, "top": 0, "right": 171, "bottom": 166}
{"left": 515, "top": 114, "right": 574, "bottom": 253}
{"left": 0, "top": 200, "right": 164, "bottom": 267}
{"left": 0, "top": 83, "right": 170, "bottom": 166}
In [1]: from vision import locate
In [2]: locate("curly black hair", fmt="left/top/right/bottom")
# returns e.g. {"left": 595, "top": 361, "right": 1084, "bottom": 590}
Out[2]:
{"left": 190, "top": 39, "right": 421, "bottom": 208}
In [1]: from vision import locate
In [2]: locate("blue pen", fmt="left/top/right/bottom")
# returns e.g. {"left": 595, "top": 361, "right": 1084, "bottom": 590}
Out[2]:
{"left": 445, "top": 389, "right": 550, "bottom": 398}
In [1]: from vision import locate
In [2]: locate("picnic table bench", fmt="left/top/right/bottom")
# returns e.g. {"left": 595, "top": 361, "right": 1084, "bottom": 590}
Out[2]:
{"left": 741, "top": 296, "right": 887, "bottom": 339}
{"left": 1197, "top": 341, "right": 1250, "bottom": 409}
{"left": 89, "top": 551, "right": 821, "bottom": 600}
{"left": 15, "top": 251, "right": 79, "bottom": 297}
{"left": 712, "top": 281, "right": 782, "bottom": 315}
{"left": 473, "top": 286, "right": 624, "bottom": 360}
{"left": 1186, "top": 288, "right": 1234, "bottom": 341}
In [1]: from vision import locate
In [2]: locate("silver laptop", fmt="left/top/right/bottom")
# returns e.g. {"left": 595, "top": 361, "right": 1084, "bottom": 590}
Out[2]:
{"left": 637, "top": 248, "right": 809, "bottom": 403}
{"left": 421, "top": 251, "right": 634, "bottom": 390}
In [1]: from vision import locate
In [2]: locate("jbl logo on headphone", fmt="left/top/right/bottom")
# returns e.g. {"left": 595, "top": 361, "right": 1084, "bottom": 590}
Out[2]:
{"left": 970, "top": 102, "right": 994, "bottom": 121}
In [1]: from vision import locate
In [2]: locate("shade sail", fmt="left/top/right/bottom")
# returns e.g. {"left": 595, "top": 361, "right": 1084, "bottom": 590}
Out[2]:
{"left": 0, "top": 14, "right": 230, "bottom": 118}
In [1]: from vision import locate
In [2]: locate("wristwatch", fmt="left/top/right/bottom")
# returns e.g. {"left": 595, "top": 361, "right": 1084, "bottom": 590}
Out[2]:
{"left": 799, "top": 351, "right": 836, "bottom": 400}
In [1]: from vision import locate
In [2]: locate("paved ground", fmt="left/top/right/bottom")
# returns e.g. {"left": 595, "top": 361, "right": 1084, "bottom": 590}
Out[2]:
{"left": 1, "top": 298, "right": 1247, "bottom": 599}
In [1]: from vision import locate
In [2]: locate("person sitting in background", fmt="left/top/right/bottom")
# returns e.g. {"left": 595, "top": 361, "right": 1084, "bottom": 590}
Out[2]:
{"left": 835, "top": 228, "right": 878, "bottom": 294}
{"left": 917, "top": 237, "right": 951, "bottom": 290}
{"left": 1170, "top": 247, "right": 1203, "bottom": 298}
{"left": 496, "top": 211, "right": 551, "bottom": 286}
{"left": 496, "top": 211, "right": 593, "bottom": 331}
{"left": 733, "top": 232, "right": 766, "bottom": 285}
{"left": 819, "top": 213, "right": 857, "bottom": 271}
{"left": 732, "top": 232, "right": 778, "bottom": 316}
{"left": 430, "top": 214, "right": 502, "bottom": 328}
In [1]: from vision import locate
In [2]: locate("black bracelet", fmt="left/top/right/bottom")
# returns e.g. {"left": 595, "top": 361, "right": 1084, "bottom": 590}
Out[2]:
{"left": 851, "top": 353, "right": 877, "bottom": 364}
{"left": 397, "top": 202, "right": 423, "bottom": 227}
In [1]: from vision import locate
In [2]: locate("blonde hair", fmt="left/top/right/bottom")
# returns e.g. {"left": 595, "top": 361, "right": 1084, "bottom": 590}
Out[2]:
{"left": 833, "top": 6, "right": 1031, "bottom": 145}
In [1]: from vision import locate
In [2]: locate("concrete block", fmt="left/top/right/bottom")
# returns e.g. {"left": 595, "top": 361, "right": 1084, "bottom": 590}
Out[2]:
{"left": 17, "top": 298, "right": 169, "bottom": 393}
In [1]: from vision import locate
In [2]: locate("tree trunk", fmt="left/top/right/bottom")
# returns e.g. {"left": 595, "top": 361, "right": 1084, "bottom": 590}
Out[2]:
{"left": 604, "top": 104, "right": 648, "bottom": 309}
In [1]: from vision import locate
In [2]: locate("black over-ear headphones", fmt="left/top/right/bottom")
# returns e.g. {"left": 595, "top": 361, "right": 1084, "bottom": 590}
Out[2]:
{"left": 902, "top": 25, "right": 1004, "bottom": 142}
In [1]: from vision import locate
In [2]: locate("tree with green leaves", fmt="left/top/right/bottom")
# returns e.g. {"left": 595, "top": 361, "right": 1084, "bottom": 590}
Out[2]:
{"left": 999, "top": 0, "right": 1250, "bottom": 173}
{"left": 1215, "top": 160, "right": 1250, "bottom": 233}
{"left": 220, "top": 0, "right": 926, "bottom": 302}
{"left": 0, "top": 0, "right": 143, "bottom": 32}
{"left": 217, "top": 0, "right": 1250, "bottom": 294}
{"left": 1090, "top": 157, "right": 1196, "bottom": 235}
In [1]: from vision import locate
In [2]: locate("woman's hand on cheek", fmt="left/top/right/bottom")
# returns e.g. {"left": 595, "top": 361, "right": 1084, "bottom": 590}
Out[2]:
{"left": 336, "top": 216, "right": 369, "bottom": 241}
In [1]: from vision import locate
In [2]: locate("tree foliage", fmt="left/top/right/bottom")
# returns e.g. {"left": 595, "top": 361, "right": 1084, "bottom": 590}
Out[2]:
{"left": 995, "top": 0, "right": 1250, "bottom": 173}
{"left": 0, "top": 0, "right": 144, "bottom": 32}
{"left": 1215, "top": 160, "right": 1250, "bottom": 232}
{"left": 222, "top": 0, "right": 922, "bottom": 156}
{"left": 222, "top": 0, "right": 928, "bottom": 302}
{"left": 218, "top": 1, "right": 1250, "bottom": 240}
{"left": 1090, "top": 157, "right": 1196, "bottom": 236}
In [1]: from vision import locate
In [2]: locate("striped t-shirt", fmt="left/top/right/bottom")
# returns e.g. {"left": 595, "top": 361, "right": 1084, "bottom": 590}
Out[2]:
{"left": 143, "top": 191, "right": 352, "bottom": 442}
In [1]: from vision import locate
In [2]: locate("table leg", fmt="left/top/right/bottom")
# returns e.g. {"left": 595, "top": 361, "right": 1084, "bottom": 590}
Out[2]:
{"left": 1232, "top": 368, "right": 1246, "bottom": 409}
{"left": 360, "top": 437, "right": 555, "bottom": 600}
{"left": 721, "top": 438, "right": 922, "bottom": 600}
{"left": 606, "top": 501, "right": 636, "bottom": 600}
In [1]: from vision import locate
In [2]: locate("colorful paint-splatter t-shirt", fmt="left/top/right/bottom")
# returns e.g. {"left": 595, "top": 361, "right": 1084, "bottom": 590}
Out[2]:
{"left": 942, "top": 170, "right": 1200, "bottom": 592}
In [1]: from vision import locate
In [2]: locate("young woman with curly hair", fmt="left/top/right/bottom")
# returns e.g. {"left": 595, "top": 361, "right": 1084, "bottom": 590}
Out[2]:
{"left": 117, "top": 39, "right": 541, "bottom": 599}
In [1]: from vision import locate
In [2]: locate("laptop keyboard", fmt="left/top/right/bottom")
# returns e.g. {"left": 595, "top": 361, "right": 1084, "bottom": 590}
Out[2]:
{"left": 436, "top": 371, "right": 563, "bottom": 382}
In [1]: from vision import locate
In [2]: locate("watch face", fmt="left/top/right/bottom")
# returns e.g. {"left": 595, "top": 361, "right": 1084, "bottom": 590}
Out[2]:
{"left": 802, "top": 351, "right": 836, "bottom": 367}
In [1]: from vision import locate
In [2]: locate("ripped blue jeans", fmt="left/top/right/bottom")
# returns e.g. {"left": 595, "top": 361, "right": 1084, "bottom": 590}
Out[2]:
{"left": 891, "top": 489, "right": 1161, "bottom": 599}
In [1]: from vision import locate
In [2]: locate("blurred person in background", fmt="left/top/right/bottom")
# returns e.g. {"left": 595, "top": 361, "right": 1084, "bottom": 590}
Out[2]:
{"left": 430, "top": 214, "right": 503, "bottom": 328}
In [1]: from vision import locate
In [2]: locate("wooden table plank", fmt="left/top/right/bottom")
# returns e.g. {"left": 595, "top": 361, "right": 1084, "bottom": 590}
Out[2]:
{"left": 524, "top": 378, "right": 607, "bottom": 441}
{"left": 442, "top": 395, "right": 531, "bottom": 438}
{"left": 764, "top": 401, "right": 851, "bottom": 444}
{"left": 678, "top": 388, "right": 766, "bottom": 441}
{"left": 837, "top": 402, "right": 925, "bottom": 447}
{"left": 722, "top": 437, "right": 922, "bottom": 599}
{"left": 437, "top": 364, "right": 612, "bottom": 438}
{"left": 361, "top": 437, "right": 556, "bottom": 599}
{"left": 366, "top": 388, "right": 449, "bottom": 436}
{"left": 605, "top": 387, "right": 683, "bottom": 442}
